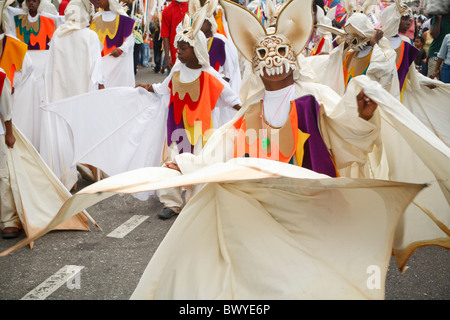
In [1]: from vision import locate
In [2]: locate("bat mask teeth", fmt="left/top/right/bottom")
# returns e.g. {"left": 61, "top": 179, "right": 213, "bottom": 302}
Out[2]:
{"left": 252, "top": 35, "right": 297, "bottom": 77}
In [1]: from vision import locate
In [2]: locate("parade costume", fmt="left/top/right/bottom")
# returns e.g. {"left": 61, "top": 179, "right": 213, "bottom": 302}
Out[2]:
{"left": 90, "top": 0, "right": 135, "bottom": 88}
{"left": 309, "top": 4, "right": 334, "bottom": 56}
{"left": 194, "top": 0, "right": 241, "bottom": 126}
{"left": 0, "top": 33, "right": 27, "bottom": 88}
{"left": 3, "top": 0, "right": 448, "bottom": 301}
{"left": 13, "top": 11, "right": 54, "bottom": 50}
{"left": 154, "top": 3, "right": 240, "bottom": 213}
{"left": 314, "top": 0, "right": 450, "bottom": 269}
{"left": 381, "top": 0, "right": 418, "bottom": 101}
{"left": 34, "top": 3, "right": 239, "bottom": 196}
{"left": 0, "top": 66, "right": 96, "bottom": 245}
{"left": 380, "top": 0, "right": 450, "bottom": 147}
{"left": 5, "top": 0, "right": 65, "bottom": 151}
{"left": 44, "top": 0, "right": 104, "bottom": 104}
{"left": 316, "top": 1, "right": 398, "bottom": 97}
{"left": 10, "top": 0, "right": 59, "bottom": 50}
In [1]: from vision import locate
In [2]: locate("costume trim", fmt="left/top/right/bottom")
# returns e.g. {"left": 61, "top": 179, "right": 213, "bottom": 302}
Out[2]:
{"left": 0, "top": 36, "right": 27, "bottom": 88}
{"left": 233, "top": 95, "right": 338, "bottom": 177}
{"left": 343, "top": 50, "right": 372, "bottom": 88}
{"left": 90, "top": 14, "right": 135, "bottom": 56}
{"left": 14, "top": 14, "right": 55, "bottom": 50}
{"left": 167, "top": 71, "right": 224, "bottom": 151}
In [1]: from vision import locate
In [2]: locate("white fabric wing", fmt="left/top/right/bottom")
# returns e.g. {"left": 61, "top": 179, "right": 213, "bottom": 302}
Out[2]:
{"left": 39, "top": 87, "right": 169, "bottom": 192}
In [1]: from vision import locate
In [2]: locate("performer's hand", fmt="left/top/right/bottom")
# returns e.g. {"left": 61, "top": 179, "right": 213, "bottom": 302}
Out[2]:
{"left": 5, "top": 132, "right": 15, "bottom": 148}
{"left": 135, "top": 83, "right": 153, "bottom": 92}
{"left": 430, "top": 71, "right": 439, "bottom": 80}
{"left": 165, "top": 161, "right": 181, "bottom": 172}
{"left": 110, "top": 48, "right": 122, "bottom": 57}
{"left": 370, "top": 29, "right": 384, "bottom": 47}
{"left": 357, "top": 89, "right": 377, "bottom": 121}
{"left": 233, "top": 104, "right": 241, "bottom": 111}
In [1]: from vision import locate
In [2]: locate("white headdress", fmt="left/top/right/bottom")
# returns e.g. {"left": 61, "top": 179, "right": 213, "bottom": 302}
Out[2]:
{"left": 381, "top": 0, "right": 412, "bottom": 39}
{"left": 55, "top": 0, "right": 94, "bottom": 36}
{"left": 219, "top": 0, "right": 313, "bottom": 77}
{"left": 174, "top": 0, "right": 210, "bottom": 67}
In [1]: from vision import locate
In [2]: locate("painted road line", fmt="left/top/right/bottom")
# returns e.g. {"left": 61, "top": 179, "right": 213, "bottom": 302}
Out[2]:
{"left": 107, "top": 215, "right": 149, "bottom": 238}
{"left": 21, "top": 265, "right": 84, "bottom": 300}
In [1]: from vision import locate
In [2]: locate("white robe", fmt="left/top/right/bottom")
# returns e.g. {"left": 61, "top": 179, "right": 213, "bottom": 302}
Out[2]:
{"left": 1, "top": 68, "right": 95, "bottom": 248}
{"left": 43, "top": 28, "right": 105, "bottom": 104}
{"left": 5, "top": 9, "right": 66, "bottom": 151}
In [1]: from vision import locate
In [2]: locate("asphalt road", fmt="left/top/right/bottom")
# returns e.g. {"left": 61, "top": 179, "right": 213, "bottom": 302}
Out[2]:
{"left": 0, "top": 65, "right": 448, "bottom": 302}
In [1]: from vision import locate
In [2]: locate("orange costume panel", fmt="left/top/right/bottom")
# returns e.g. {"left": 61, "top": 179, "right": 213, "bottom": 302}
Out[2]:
{"left": 167, "top": 71, "right": 225, "bottom": 153}
{"left": 90, "top": 14, "right": 135, "bottom": 57}
{"left": 0, "top": 35, "right": 27, "bottom": 88}
{"left": 233, "top": 95, "right": 338, "bottom": 177}
{"left": 343, "top": 50, "right": 372, "bottom": 89}
{"left": 14, "top": 14, "right": 55, "bottom": 50}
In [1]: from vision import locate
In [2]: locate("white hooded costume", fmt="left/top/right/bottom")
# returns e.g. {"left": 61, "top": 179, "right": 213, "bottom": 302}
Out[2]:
{"left": 5, "top": 0, "right": 65, "bottom": 151}
{"left": 43, "top": 0, "right": 105, "bottom": 103}
{"left": 380, "top": 0, "right": 450, "bottom": 147}
{"left": 89, "top": 0, "right": 135, "bottom": 88}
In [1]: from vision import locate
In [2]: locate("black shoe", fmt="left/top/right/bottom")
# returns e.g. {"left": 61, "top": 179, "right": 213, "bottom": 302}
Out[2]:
{"left": 158, "top": 208, "right": 177, "bottom": 220}
{"left": 2, "top": 227, "right": 21, "bottom": 239}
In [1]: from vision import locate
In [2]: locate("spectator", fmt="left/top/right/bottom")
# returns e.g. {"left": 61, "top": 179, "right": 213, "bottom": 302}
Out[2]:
{"left": 431, "top": 33, "right": 450, "bottom": 83}
{"left": 132, "top": 12, "right": 144, "bottom": 74}
{"left": 150, "top": 13, "right": 163, "bottom": 73}
{"left": 160, "top": 0, "right": 188, "bottom": 71}
{"left": 414, "top": 36, "right": 427, "bottom": 75}
{"left": 140, "top": 31, "right": 151, "bottom": 67}
{"left": 427, "top": 13, "right": 450, "bottom": 79}
{"left": 422, "top": 27, "right": 433, "bottom": 55}
{"left": 400, "top": 14, "right": 417, "bottom": 44}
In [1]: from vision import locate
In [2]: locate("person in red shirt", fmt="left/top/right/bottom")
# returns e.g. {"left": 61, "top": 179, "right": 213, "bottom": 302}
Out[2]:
{"left": 160, "top": 0, "right": 188, "bottom": 71}
{"left": 59, "top": 0, "right": 70, "bottom": 15}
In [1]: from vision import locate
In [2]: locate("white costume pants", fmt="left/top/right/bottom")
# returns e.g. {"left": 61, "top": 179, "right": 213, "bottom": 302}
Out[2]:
{"left": 0, "top": 136, "right": 19, "bottom": 229}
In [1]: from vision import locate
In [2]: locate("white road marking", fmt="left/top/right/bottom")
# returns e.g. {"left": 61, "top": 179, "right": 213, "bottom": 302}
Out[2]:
{"left": 107, "top": 215, "right": 149, "bottom": 238}
{"left": 21, "top": 265, "right": 84, "bottom": 300}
